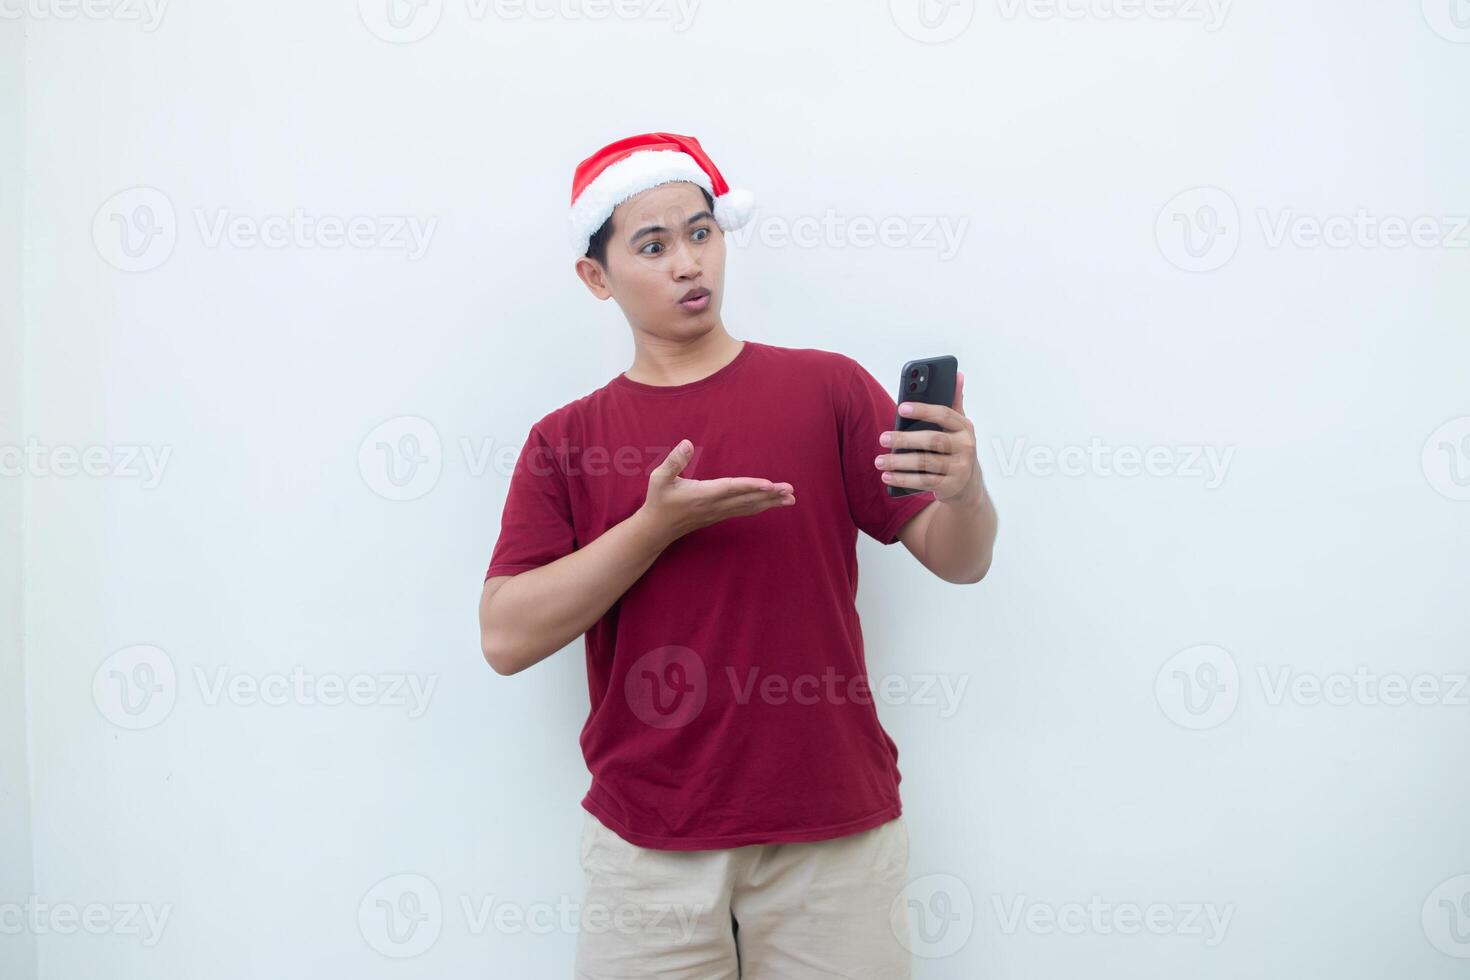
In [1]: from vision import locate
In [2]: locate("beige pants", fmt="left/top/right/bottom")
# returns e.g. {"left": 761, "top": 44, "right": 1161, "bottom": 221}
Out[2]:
{"left": 574, "top": 811, "right": 913, "bottom": 979}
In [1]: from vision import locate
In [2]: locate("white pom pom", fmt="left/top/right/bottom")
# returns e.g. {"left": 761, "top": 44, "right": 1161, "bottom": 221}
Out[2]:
{"left": 713, "top": 188, "right": 756, "bottom": 231}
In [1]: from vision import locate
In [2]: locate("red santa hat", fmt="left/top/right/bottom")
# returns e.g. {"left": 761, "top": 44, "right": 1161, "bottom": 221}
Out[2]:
{"left": 569, "top": 131, "right": 756, "bottom": 259}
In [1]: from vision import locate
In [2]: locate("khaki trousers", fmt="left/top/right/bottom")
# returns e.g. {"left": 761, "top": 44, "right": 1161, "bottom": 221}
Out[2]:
{"left": 574, "top": 810, "right": 913, "bottom": 979}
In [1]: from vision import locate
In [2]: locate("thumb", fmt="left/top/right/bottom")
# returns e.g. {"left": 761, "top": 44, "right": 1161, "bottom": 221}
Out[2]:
{"left": 652, "top": 439, "right": 693, "bottom": 481}
{"left": 953, "top": 370, "right": 966, "bottom": 415}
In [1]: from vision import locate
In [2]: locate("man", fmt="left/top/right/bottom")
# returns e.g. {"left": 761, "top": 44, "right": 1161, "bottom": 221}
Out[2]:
{"left": 478, "top": 132, "right": 997, "bottom": 978}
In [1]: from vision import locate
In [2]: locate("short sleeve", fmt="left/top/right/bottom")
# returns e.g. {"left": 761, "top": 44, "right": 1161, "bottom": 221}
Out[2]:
{"left": 484, "top": 425, "right": 577, "bottom": 580}
{"left": 840, "top": 359, "right": 937, "bottom": 544}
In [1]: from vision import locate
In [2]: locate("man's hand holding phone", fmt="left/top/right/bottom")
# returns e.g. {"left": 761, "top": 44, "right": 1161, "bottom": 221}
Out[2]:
{"left": 875, "top": 370, "right": 983, "bottom": 504}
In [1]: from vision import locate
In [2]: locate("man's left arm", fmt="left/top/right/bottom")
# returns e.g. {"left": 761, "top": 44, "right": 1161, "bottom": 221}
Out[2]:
{"left": 876, "top": 371, "right": 998, "bottom": 584}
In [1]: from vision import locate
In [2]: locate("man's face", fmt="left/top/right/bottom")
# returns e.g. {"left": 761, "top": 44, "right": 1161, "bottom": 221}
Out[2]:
{"left": 575, "top": 181, "right": 727, "bottom": 341}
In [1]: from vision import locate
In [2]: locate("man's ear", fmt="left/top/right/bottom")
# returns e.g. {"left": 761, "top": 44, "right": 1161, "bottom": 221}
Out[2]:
{"left": 574, "top": 256, "right": 612, "bottom": 300}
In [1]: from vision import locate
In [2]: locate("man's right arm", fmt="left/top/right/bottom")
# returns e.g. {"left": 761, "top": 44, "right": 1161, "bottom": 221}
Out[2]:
{"left": 478, "top": 438, "right": 795, "bottom": 676}
{"left": 479, "top": 506, "right": 673, "bottom": 675}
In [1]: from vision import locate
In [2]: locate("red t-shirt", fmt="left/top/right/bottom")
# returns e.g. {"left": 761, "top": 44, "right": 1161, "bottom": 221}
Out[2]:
{"left": 484, "top": 340, "right": 935, "bottom": 850}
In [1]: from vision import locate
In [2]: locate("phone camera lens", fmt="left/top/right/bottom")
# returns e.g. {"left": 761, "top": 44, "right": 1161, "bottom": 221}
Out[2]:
{"left": 907, "top": 381, "right": 918, "bottom": 392}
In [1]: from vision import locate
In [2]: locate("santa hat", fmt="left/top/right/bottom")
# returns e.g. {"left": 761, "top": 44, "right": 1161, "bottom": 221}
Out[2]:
{"left": 569, "top": 132, "right": 756, "bottom": 259}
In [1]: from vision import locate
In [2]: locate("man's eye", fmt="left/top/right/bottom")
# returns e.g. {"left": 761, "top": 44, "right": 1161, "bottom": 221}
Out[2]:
{"left": 691, "top": 227, "right": 709, "bottom": 242}
{"left": 640, "top": 241, "right": 664, "bottom": 255}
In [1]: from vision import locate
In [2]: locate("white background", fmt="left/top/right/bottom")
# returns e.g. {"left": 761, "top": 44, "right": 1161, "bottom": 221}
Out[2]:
{"left": 3, "top": 0, "right": 1470, "bottom": 977}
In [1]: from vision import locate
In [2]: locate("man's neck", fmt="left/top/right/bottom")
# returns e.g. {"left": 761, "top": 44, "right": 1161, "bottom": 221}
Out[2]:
{"left": 624, "top": 328, "right": 744, "bottom": 387}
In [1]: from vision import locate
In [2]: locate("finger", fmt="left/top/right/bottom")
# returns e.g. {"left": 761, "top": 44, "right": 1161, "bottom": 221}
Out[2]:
{"left": 882, "top": 429, "right": 952, "bottom": 453}
{"left": 714, "top": 476, "right": 778, "bottom": 494}
{"left": 879, "top": 468, "right": 943, "bottom": 490}
{"left": 740, "top": 492, "right": 798, "bottom": 513}
{"left": 896, "top": 400, "right": 966, "bottom": 430}
{"left": 734, "top": 488, "right": 795, "bottom": 507}
{"left": 875, "top": 451, "right": 951, "bottom": 475}
{"left": 724, "top": 489, "right": 792, "bottom": 510}
{"left": 652, "top": 439, "right": 694, "bottom": 480}
{"left": 721, "top": 483, "right": 793, "bottom": 502}
{"left": 953, "top": 370, "right": 965, "bottom": 415}
{"left": 720, "top": 491, "right": 797, "bottom": 518}
{"left": 703, "top": 477, "right": 793, "bottom": 496}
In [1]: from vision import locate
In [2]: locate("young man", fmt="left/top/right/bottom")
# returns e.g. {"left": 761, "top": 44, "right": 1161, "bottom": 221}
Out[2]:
{"left": 478, "top": 132, "right": 997, "bottom": 979}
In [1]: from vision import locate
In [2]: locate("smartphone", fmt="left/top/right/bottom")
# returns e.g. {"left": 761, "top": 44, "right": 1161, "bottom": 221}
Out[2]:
{"left": 886, "top": 355, "right": 958, "bottom": 497}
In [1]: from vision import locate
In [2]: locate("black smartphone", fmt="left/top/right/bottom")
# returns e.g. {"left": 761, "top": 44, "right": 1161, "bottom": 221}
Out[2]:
{"left": 886, "top": 355, "right": 958, "bottom": 497}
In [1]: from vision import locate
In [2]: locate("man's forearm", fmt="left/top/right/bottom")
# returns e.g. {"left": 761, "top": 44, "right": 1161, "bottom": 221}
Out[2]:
{"left": 918, "top": 475, "right": 998, "bottom": 584}
{"left": 480, "top": 509, "right": 671, "bottom": 674}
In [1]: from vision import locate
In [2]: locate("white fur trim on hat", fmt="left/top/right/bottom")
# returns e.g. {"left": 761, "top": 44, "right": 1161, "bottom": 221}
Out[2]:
{"left": 570, "top": 150, "right": 756, "bottom": 258}
{"left": 570, "top": 150, "right": 713, "bottom": 257}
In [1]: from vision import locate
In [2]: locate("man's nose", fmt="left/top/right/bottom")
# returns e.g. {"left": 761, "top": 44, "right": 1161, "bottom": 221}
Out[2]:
{"left": 671, "top": 240, "right": 702, "bottom": 279}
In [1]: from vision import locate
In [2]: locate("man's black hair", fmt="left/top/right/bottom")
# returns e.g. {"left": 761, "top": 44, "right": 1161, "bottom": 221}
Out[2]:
{"left": 584, "top": 184, "right": 716, "bottom": 268}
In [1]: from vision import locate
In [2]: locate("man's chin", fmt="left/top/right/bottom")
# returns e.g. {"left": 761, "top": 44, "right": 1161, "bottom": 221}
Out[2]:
{"left": 647, "top": 316, "right": 719, "bottom": 343}
{"left": 674, "top": 299, "right": 720, "bottom": 324}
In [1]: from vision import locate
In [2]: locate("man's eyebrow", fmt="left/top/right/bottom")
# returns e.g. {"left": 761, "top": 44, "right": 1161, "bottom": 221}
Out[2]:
{"left": 629, "top": 210, "right": 715, "bottom": 244}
